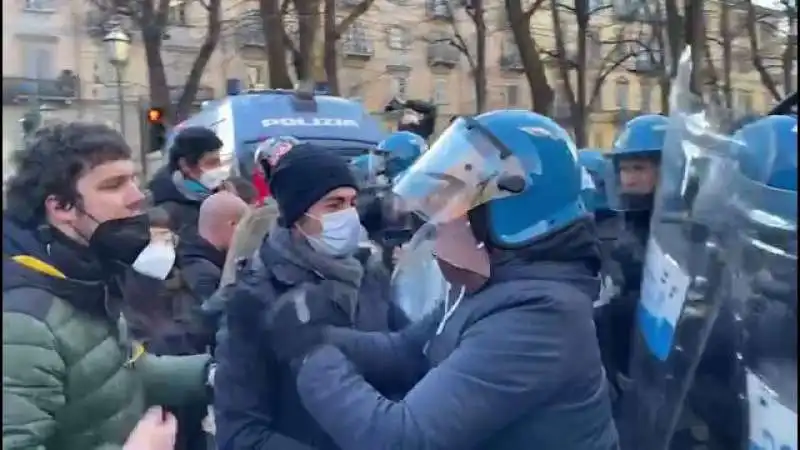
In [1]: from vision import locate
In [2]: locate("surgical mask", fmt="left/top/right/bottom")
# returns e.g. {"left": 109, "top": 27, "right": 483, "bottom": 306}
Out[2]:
{"left": 88, "top": 214, "right": 176, "bottom": 279}
{"left": 198, "top": 167, "right": 228, "bottom": 191}
{"left": 131, "top": 241, "right": 176, "bottom": 280}
{"left": 304, "top": 207, "right": 363, "bottom": 257}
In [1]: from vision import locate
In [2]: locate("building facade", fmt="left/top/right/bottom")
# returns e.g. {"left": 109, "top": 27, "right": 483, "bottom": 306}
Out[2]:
{"left": 3, "top": 0, "right": 792, "bottom": 176}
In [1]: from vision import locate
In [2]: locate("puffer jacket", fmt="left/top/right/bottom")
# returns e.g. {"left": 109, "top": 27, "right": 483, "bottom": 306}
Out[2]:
{"left": 2, "top": 217, "right": 210, "bottom": 450}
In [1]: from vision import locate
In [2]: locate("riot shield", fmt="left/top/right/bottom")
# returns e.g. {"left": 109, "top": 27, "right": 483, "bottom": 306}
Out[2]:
{"left": 619, "top": 47, "right": 743, "bottom": 450}
{"left": 728, "top": 149, "right": 797, "bottom": 450}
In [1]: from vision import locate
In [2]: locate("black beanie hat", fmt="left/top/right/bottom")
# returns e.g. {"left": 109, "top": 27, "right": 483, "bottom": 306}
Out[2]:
{"left": 269, "top": 143, "right": 359, "bottom": 226}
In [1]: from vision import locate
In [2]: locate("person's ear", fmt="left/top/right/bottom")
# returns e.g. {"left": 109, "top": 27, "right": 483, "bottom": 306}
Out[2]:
{"left": 45, "top": 195, "right": 77, "bottom": 225}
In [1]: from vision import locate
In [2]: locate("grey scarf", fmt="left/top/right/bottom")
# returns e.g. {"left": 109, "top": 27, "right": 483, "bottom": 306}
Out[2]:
{"left": 267, "top": 225, "right": 364, "bottom": 321}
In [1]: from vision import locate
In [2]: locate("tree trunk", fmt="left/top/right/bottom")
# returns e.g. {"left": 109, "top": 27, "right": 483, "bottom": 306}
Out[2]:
{"left": 684, "top": 0, "right": 706, "bottom": 95}
{"left": 505, "top": 0, "right": 552, "bottom": 113}
{"left": 174, "top": 0, "right": 221, "bottom": 122}
{"left": 323, "top": 0, "right": 340, "bottom": 95}
{"left": 472, "top": 0, "right": 487, "bottom": 112}
{"left": 260, "top": 0, "right": 294, "bottom": 88}
{"left": 294, "top": 0, "right": 321, "bottom": 81}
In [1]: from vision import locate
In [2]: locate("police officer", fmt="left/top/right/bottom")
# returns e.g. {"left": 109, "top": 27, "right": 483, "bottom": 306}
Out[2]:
{"left": 600, "top": 114, "right": 668, "bottom": 404}
{"left": 678, "top": 114, "right": 798, "bottom": 450}
{"left": 384, "top": 97, "right": 438, "bottom": 140}
{"left": 251, "top": 111, "right": 619, "bottom": 449}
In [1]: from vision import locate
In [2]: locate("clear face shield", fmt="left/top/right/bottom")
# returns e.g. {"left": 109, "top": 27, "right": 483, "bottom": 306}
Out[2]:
{"left": 390, "top": 117, "right": 528, "bottom": 305}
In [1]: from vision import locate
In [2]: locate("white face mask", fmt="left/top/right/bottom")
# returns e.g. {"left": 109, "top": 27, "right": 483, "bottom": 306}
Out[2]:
{"left": 304, "top": 207, "right": 364, "bottom": 257}
{"left": 131, "top": 241, "right": 176, "bottom": 280}
{"left": 199, "top": 167, "right": 228, "bottom": 190}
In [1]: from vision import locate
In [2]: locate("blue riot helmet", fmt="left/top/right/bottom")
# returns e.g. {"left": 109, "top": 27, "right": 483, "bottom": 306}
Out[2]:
{"left": 377, "top": 131, "right": 427, "bottom": 180}
{"left": 607, "top": 114, "right": 668, "bottom": 211}
{"left": 730, "top": 114, "right": 797, "bottom": 232}
{"left": 393, "top": 110, "right": 587, "bottom": 251}
{"left": 577, "top": 149, "right": 610, "bottom": 213}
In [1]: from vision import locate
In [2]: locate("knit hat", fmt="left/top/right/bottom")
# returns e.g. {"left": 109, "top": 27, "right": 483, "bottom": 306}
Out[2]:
{"left": 269, "top": 143, "right": 359, "bottom": 226}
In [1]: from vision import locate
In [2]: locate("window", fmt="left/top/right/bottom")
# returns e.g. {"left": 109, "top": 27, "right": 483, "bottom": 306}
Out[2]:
{"left": 433, "top": 78, "right": 448, "bottom": 105}
{"left": 553, "top": 81, "right": 569, "bottom": 116}
{"left": 640, "top": 80, "right": 653, "bottom": 112}
{"left": 392, "top": 75, "right": 409, "bottom": 98}
{"left": 430, "top": 0, "right": 452, "bottom": 16}
{"left": 164, "top": 51, "right": 194, "bottom": 86}
{"left": 587, "top": 31, "right": 602, "bottom": 63}
{"left": 245, "top": 64, "right": 266, "bottom": 89}
{"left": 736, "top": 89, "right": 754, "bottom": 114}
{"left": 593, "top": 132, "right": 605, "bottom": 148}
{"left": 505, "top": 84, "right": 519, "bottom": 107}
{"left": 387, "top": 26, "right": 410, "bottom": 51}
{"left": 169, "top": 2, "right": 189, "bottom": 26}
{"left": 21, "top": 42, "right": 54, "bottom": 79}
{"left": 24, "top": 0, "right": 54, "bottom": 11}
{"left": 615, "top": 77, "right": 630, "bottom": 109}
{"left": 347, "top": 81, "right": 362, "bottom": 101}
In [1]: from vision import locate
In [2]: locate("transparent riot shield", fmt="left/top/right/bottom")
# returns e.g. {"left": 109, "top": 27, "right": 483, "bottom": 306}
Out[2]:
{"left": 728, "top": 160, "right": 797, "bottom": 450}
{"left": 619, "top": 47, "right": 743, "bottom": 450}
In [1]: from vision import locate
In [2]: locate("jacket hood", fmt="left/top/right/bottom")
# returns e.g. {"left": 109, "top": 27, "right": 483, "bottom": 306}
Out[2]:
{"left": 148, "top": 166, "right": 204, "bottom": 206}
{"left": 177, "top": 233, "right": 227, "bottom": 269}
{"left": 488, "top": 217, "right": 602, "bottom": 300}
{"left": 3, "top": 216, "right": 113, "bottom": 316}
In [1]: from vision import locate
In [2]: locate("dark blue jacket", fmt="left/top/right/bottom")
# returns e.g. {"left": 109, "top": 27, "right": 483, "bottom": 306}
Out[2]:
{"left": 177, "top": 233, "right": 226, "bottom": 301}
{"left": 293, "top": 219, "right": 620, "bottom": 450}
{"left": 213, "top": 239, "right": 409, "bottom": 450}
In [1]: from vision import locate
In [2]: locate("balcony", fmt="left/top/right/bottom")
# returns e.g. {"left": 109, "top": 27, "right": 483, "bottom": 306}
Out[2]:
{"left": 3, "top": 72, "right": 79, "bottom": 105}
{"left": 169, "top": 85, "right": 215, "bottom": 105}
{"left": 385, "top": 53, "right": 412, "bottom": 72}
{"left": 631, "top": 57, "right": 660, "bottom": 75}
{"left": 342, "top": 40, "right": 374, "bottom": 60}
{"left": 427, "top": 0, "right": 454, "bottom": 21}
{"left": 427, "top": 43, "right": 459, "bottom": 69}
{"left": 499, "top": 53, "right": 524, "bottom": 72}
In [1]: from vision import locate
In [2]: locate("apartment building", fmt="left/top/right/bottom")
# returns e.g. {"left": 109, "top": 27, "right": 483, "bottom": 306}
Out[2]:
{"left": 3, "top": 0, "right": 790, "bottom": 172}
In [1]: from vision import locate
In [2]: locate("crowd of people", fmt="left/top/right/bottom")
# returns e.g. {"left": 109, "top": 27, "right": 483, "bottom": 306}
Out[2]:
{"left": 2, "top": 79, "right": 796, "bottom": 450}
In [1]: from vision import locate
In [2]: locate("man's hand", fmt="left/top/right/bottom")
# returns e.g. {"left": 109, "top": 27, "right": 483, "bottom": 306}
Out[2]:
{"left": 265, "top": 285, "right": 351, "bottom": 363}
{"left": 123, "top": 407, "right": 177, "bottom": 450}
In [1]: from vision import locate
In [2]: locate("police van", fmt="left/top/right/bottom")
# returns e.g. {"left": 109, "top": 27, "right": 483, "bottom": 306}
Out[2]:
{"left": 164, "top": 85, "right": 387, "bottom": 203}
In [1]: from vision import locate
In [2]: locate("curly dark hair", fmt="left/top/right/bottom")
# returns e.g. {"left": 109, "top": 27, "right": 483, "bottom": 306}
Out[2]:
{"left": 4, "top": 122, "right": 132, "bottom": 225}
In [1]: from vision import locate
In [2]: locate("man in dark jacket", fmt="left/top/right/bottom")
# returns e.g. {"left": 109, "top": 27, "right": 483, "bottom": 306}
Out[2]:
{"left": 214, "top": 143, "right": 409, "bottom": 450}
{"left": 179, "top": 191, "right": 249, "bottom": 301}
{"left": 3, "top": 122, "right": 212, "bottom": 450}
{"left": 246, "top": 111, "right": 619, "bottom": 449}
{"left": 149, "top": 126, "right": 226, "bottom": 237}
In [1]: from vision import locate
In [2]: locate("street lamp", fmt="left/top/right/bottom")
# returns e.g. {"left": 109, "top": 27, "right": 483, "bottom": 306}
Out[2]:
{"left": 103, "top": 26, "right": 132, "bottom": 139}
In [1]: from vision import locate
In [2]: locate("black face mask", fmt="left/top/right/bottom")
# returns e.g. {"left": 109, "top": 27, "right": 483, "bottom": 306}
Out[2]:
{"left": 88, "top": 214, "right": 151, "bottom": 265}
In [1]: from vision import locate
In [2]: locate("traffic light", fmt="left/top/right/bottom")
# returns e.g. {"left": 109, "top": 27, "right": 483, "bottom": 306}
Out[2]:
{"left": 145, "top": 107, "right": 167, "bottom": 153}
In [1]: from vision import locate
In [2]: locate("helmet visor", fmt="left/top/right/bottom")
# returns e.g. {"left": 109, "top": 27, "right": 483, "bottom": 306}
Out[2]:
{"left": 392, "top": 118, "right": 529, "bottom": 224}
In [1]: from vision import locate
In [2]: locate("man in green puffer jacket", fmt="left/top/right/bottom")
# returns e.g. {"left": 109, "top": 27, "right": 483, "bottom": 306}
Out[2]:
{"left": 3, "top": 122, "right": 212, "bottom": 450}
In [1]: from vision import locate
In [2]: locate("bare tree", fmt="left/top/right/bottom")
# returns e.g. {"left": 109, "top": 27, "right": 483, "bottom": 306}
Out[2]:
{"left": 504, "top": 0, "right": 553, "bottom": 113}
{"left": 89, "top": 0, "right": 222, "bottom": 123}
{"left": 547, "top": 0, "right": 647, "bottom": 146}
{"left": 742, "top": 0, "right": 797, "bottom": 101}
{"left": 322, "top": 0, "right": 378, "bottom": 95}
{"left": 424, "top": 0, "right": 488, "bottom": 112}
